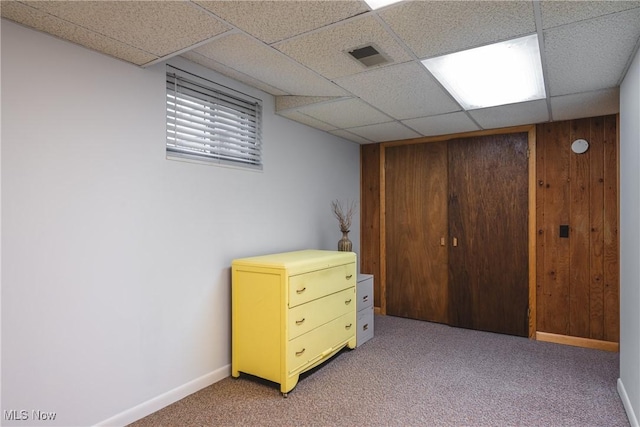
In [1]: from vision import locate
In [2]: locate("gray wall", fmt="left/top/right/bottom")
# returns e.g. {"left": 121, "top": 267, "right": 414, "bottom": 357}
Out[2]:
{"left": 1, "top": 19, "right": 360, "bottom": 426}
{"left": 619, "top": 45, "right": 640, "bottom": 427}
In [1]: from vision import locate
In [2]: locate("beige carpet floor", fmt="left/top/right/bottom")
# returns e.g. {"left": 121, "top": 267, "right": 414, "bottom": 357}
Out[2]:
{"left": 130, "top": 314, "right": 628, "bottom": 426}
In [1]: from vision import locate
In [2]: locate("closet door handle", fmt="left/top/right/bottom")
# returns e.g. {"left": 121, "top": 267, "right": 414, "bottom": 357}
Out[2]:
{"left": 453, "top": 237, "right": 458, "bottom": 247}
{"left": 440, "top": 237, "right": 446, "bottom": 246}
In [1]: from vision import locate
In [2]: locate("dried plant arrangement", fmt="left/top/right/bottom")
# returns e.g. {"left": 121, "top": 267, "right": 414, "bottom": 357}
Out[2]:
{"left": 331, "top": 199, "right": 356, "bottom": 233}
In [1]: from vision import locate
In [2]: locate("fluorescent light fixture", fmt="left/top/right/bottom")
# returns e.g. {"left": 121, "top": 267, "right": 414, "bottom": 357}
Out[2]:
{"left": 364, "top": 0, "right": 403, "bottom": 10}
{"left": 421, "top": 34, "right": 546, "bottom": 110}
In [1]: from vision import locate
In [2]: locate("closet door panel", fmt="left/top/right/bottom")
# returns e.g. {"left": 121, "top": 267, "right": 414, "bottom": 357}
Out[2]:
{"left": 447, "top": 133, "right": 529, "bottom": 337}
{"left": 385, "top": 142, "right": 448, "bottom": 322}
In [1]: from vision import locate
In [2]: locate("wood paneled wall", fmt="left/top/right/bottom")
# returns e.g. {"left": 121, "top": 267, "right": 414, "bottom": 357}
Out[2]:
{"left": 361, "top": 115, "right": 619, "bottom": 344}
{"left": 360, "top": 143, "right": 381, "bottom": 308}
{"left": 536, "top": 115, "right": 619, "bottom": 343}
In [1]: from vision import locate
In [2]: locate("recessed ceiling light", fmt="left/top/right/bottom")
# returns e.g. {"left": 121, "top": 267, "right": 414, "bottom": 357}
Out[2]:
{"left": 364, "top": 0, "right": 403, "bottom": 10}
{"left": 421, "top": 34, "right": 546, "bottom": 110}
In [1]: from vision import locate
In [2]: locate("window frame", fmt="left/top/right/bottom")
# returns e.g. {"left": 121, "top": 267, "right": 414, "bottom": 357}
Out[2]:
{"left": 166, "top": 65, "right": 263, "bottom": 170}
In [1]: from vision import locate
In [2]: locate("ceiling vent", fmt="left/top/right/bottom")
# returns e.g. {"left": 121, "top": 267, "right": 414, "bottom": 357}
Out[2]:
{"left": 347, "top": 45, "right": 391, "bottom": 68}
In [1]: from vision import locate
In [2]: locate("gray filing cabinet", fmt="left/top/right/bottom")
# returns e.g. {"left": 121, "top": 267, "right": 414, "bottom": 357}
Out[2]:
{"left": 356, "top": 274, "right": 374, "bottom": 346}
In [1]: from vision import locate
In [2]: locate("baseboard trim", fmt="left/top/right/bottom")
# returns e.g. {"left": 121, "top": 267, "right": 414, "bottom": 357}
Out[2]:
{"left": 535, "top": 332, "right": 619, "bottom": 352}
{"left": 94, "top": 364, "right": 231, "bottom": 427}
{"left": 618, "top": 378, "right": 639, "bottom": 427}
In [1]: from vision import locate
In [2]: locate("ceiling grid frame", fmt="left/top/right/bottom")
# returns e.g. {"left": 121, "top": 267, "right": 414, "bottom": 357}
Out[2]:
{"left": 2, "top": 0, "right": 638, "bottom": 143}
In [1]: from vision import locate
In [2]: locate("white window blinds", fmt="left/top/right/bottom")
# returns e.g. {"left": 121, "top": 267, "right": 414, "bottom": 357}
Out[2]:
{"left": 166, "top": 66, "right": 263, "bottom": 170}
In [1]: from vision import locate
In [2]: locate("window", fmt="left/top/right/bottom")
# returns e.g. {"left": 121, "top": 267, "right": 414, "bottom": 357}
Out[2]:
{"left": 166, "top": 65, "right": 263, "bottom": 170}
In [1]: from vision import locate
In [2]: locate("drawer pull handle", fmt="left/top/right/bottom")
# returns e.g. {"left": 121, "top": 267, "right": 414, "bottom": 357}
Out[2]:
{"left": 295, "top": 348, "right": 306, "bottom": 357}
{"left": 296, "top": 287, "right": 306, "bottom": 294}
{"left": 345, "top": 299, "right": 352, "bottom": 305}
{"left": 363, "top": 323, "right": 369, "bottom": 331}
{"left": 295, "top": 318, "right": 305, "bottom": 325}
{"left": 363, "top": 295, "right": 369, "bottom": 302}
{"left": 345, "top": 323, "right": 353, "bottom": 330}
{"left": 346, "top": 274, "right": 353, "bottom": 280}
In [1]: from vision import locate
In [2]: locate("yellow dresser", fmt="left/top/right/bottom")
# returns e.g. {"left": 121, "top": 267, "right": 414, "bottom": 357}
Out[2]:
{"left": 231, "top": 249, "right": 357, "bottom": 396}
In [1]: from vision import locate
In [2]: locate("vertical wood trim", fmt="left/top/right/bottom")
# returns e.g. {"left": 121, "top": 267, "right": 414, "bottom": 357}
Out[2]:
{"left": 535, "top": 124, "right": 547, "bottom": 333}
{"left": 379, "top": 144, "right": 387, "bottom": 315}
{"left": 360, "top": 144, "right": 381, "bottom": 308}
{"left": 528, "top": 127, "right": 537, "bottom": 338}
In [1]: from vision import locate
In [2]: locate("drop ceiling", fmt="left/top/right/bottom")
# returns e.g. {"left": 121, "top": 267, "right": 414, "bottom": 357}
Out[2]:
{"left": 3, "top": 0, "right": 640, "bottom": 144}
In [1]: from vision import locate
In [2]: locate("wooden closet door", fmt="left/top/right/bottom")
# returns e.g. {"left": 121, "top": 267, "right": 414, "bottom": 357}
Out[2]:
{"left": 385, "top": 142, "right": 448, "bottom": 323}
{"left": 447, "top": 133, "right": 529, "bottom": 337}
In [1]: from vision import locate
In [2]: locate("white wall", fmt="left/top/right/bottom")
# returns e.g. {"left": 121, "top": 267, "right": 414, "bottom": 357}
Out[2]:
{"left": 1, "top": 20, "right": 360, "bottom": 426}
{"left": 619, "top": 46, "right": 640, "bottom": 427}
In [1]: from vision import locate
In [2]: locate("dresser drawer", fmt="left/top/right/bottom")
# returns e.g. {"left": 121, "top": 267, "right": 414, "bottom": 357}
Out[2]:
{"left": 288, "top": 287, "right": 355, "bottom": 340}
{"left": 287, "top": 311, "right": 355, "bottom": 374}
{"left": 289, "top": 263, "right": 356, "bottom": 307}
{"left": 357, "top": 274, "right": 374, "bottom": 312}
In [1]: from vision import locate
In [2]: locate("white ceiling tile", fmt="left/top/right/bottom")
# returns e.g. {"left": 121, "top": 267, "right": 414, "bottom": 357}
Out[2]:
{"left": 540, "top": 1, "right": 640, "bottom": 29}
{"left": 334, "top": 61, "right": 461, "bottom": 119}
{"left": 380, "top": 1, "right": 535, "bottom": 58}
{"left": 550, "top": 88, "right": 620, "bottom": 122}
{"left": 194, "top": 0, "right": 369, "bottom": 44}
{"left": 402, "top": 112, "right": 480, "bottom": 137}
{"left": 347, "top": 121, "right": 421, "bottom": 143}
{"left": 23, "top": 1, "right": 230, "bottom": 57}
{"left": 277, "top": 111, "right": 338, "bottom": 132}
{"left": 294, "top": 98, "right": 393, "bottom": 129}
{"left": 275, "top": 15, "right": 413, "bottom": 79}
{"left": 180, "top": 51, "right": 289, "bottom": 96}
{"left": 192, "top": 33, "right": 348, "bottom": 97}
{"left": 329, "top": 129, "right": 375, "bottom": 144}
{"left": 544, "top": 8, "right": 640, "bottom": 96}
{"left": 276, "top": 96, "right": 347, "bottom": 112}
{"left": 469, "top": 100, "right": 549, "bottom": 129}
{"left": 0, "top": 1, "right": 157, "bottom": 65}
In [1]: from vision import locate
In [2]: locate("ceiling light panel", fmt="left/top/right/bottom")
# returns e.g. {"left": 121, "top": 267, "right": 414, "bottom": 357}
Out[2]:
{"left": 422, "top": 34, "right": 546, "bottom": 110}
{"left": 364, "top": 0, "right": 404, "bottom": 11}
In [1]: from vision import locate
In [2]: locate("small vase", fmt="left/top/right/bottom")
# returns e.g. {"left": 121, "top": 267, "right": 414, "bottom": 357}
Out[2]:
{"left": 338, "top": 230, "right": 352, "bottom": 252}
